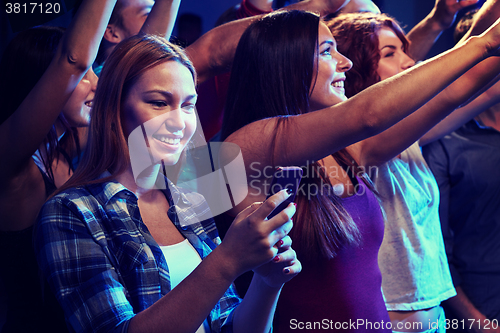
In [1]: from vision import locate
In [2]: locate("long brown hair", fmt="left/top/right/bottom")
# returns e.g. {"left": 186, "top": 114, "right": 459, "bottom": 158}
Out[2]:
{"left": 57, "top": 34, "right": 196, "bottom": 194}
{"left": 221, "top": 11, "right": 376, "bottom": 260}
{"left": 326, "top": 12, "right": 409, "bottom": 98}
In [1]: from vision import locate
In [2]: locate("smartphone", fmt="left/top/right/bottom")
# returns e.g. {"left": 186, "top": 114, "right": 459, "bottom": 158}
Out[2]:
{"left": 265, "top": 166, "right": 303, "bottom": 219}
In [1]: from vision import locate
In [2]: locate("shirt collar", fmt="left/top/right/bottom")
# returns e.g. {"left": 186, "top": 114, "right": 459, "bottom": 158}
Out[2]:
{"left": 95, "top": 171, "right": 193, "bottom": 208}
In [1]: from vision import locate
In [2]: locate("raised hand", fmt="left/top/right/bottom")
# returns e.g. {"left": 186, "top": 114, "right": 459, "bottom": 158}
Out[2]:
{"left": 432, "top": 0, "right": 479, "bottom": 30}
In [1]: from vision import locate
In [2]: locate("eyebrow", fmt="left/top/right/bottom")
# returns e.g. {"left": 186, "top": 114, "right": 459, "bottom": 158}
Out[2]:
{"left": 144, "top": 90, "right": 198, "bottom": 101}
{"left": 320, "top": 40, "right": 335, "bottom": 47}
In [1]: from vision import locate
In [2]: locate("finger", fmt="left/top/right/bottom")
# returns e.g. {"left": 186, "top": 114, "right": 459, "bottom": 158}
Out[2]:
{"left": 265, "top": 202, "right": 296, "bottom": 236}
{"left": 269, "top": 219, "right": 293, "bottom": 245}
{"left": 233, "top": 201, "right": 263, "bottom": 222}
{"left": 283, "top": 259, "right": 302, "bottom": 276}
{"left": 274, "top": 235, "right": 292, "bottom": 250}
{"left": 273, "top": 247, "right": 296, "bottom": 264}
{"left": 251, "top": 189, "right": 293, "bottom": 222}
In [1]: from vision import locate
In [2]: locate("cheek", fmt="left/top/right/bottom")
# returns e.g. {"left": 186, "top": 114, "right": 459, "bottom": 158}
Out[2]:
{"left": 377, "top": 61, "right": 400, "bottom": 81}
{"left": 185, "top": 114, "right": 198, "bottom": 139}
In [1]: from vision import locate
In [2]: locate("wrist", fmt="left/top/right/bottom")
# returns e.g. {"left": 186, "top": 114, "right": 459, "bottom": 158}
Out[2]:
{"left": 251, "top": 272, "right": 284, "bottom": 292}
{"left": 427, "top": 11, "right": 450, "bottom": 32}
{"left": 209, "top": 245, "right": 242, "bottom": 283}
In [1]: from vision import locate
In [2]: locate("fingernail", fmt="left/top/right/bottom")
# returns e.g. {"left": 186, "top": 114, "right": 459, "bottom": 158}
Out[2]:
{"left": 273, "top": 255, "right": 280, "bottom": 262}
{"left": 284, "top": 268, "right": 290, "bottom": 274}
{"left": 293, "top": 203, "right": 297, "bottom": 207}
{"left": 286, "top": 188, "right": 293, "bottom": 195}
{"left": 277, "top": 239, "right": 284, "bottom": 247}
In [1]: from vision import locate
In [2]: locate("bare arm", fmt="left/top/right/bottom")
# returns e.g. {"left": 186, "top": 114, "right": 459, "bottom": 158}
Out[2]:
{"left": 185, "top": 16, "right": 257, "bottom": 84}
{"left": 348, "top": 0, "right": 500, "bottom": 166}
{"left": 186, "top": 0, "right": 349, "bottom": 84}
{"left": 420, "top": 75, "right": 500, "bottom": 145}
{"left": 0, "top": 0, "right": 116, "bottom": 181}
{"left": 227, "top": 22, "right": 500, "bottom": 176}
{"left": 445, "top": 287, "right": 500, "bottom": 333}
{"left": 407, "top": 0, "right": 478, "bottom": 61}
{"left": 140, "top": 0, "right": 181, "bottom": 40}
{"left": 284, "top": 0, "right": 350, "bottom": 17}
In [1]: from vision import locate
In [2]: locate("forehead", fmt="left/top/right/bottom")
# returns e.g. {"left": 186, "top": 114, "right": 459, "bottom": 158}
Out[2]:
{"left": 318, "top": 22, "right": 334, "bottom": 43}
{"left": 340, "top": 0, "right": 381, "bottom": 14}
{"left": 132, "top": 61, "right": 196, "bottom": 95}
{"left": 121, "top": 0, "right": 154, "bottom": 13}
{"left": 377, "top": 26, "right": 402, "bottom": 45}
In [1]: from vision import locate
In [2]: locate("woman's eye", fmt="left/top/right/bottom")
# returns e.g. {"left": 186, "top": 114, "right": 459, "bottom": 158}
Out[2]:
{"left": 384, "top": 52, "right": 394, "bottom": 58}
{"left": 182, "top": 104, "right": 196, "bottom": 113}
{"left": 150, "top": 101, "right": 167, "bottom": 107}
{"left": 320, "top": 48, "right": 332, "bottom": 57}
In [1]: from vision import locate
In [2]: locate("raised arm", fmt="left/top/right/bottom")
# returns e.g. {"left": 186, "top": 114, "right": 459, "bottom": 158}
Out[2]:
{"left": 348, "top": 0, "right": 500, "bottom": 167}
{"left": 0, "top": 0, "right": 116, "bottom": 180}
{"left": 140, "top": 0, "right": 181, "bottom": 40}
{"left": 227, "top": 19, "right": 500, "bottom": 174}
{"left": 185, "top": 16, "right": 257, "bottom": 84}
{"left": 406, "top": 0, "right": 478, "bottom": 61}
{"left": 186, "top": 0, "right": 349, "bottom": 84}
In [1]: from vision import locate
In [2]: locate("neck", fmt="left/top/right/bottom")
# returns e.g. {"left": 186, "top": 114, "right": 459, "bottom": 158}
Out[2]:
{"left": 116, "top": 164, "right": 162, "bottom": 198}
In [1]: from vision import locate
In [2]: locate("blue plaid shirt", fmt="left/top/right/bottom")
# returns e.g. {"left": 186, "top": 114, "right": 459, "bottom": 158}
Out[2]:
{"left": 35, "top": 176, "right": 241, "bottom": 333}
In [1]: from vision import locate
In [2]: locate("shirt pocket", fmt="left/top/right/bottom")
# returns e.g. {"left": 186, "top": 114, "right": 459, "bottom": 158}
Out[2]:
{"left": 115, "top": 241, "right": 154, "bottom": 273}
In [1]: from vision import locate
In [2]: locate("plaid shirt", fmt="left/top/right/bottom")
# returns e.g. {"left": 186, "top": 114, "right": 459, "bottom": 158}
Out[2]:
{"left": 35, "top": 176, "right": 241, "bottom": 333}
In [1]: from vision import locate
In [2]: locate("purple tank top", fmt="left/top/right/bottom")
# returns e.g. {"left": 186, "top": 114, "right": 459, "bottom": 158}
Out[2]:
{"left": 274, "top": 178, "right": 390, "bottom": 332}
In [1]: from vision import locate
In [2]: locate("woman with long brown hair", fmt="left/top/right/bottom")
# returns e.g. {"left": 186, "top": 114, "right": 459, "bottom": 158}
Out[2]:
{"left": 35, "top": 34, "right": 301, "bottom": 333}
{"left": 220, "top": 8, "right": 500, "bottom": 332}
{"left": 326, "top": 6, "right": 500, "bottom": 331}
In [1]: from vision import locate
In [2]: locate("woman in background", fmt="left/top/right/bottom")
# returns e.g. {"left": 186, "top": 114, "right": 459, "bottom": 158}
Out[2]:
{"left": 0, "top": 0, "right": 115, "bottom": 331}
{"left": 327, "top": 8, "right": 500, "bottom": 332}
{"left": 220, "top": 9, "right": 500, "bottom": 332}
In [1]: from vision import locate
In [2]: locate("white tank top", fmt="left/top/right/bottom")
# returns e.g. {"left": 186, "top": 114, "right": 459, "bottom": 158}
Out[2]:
{"left": 160, "top": 239, "right": 208, "bottom": 333}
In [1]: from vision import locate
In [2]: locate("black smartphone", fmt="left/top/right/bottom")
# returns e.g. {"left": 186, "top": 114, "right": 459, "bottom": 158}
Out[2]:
{"left": 265, "top": 166, "right": 303, "bottom": 219}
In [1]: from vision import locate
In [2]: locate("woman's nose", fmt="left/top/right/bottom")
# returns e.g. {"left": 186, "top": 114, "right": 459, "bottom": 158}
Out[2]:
{"left": 402, "top": 53, "right": 415, "bottom": 71}
{"left": 336, "top": 52, "right": 353, "bottom": 73}
{"left": 163, "top": 109, "right": 186, "bottom": 132}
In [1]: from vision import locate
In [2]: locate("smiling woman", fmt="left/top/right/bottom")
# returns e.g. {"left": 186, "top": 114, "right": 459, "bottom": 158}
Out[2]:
{"left": 121, "top": 61, "right": 197, "bottom": 166}
{"left": 218, "top": 8, "right": 500, "bottom": 333}
{"left": 35, "top": 34, "right": 301, "bottom": 333}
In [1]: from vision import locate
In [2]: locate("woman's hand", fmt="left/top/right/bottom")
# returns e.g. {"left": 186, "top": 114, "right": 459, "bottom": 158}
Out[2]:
{"left": 217, "top": 189, "right": 297, "bottom": 279}
{"left": 253, "top": 234, "right": 302, "bottom": 288}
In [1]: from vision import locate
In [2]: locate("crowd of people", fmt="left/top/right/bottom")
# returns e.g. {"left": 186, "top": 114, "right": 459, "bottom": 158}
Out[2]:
{"left": 0, "top": 0, "right": 499, "bottom": 332}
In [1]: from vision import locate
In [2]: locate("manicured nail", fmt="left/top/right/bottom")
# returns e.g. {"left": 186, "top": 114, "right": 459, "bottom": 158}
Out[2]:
{"left": 284, "top": 268, "right": 290, "bottom": 274}
{"left": 277, "top": 239, "right": 284, "bottom": 247}
{"left": 273, "top": 255, "right": 280, "bottom": 262}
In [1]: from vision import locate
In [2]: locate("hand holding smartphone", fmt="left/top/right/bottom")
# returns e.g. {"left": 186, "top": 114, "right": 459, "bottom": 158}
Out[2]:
{"left": 266, "top": 167, "right": 303, "bottom": 219}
